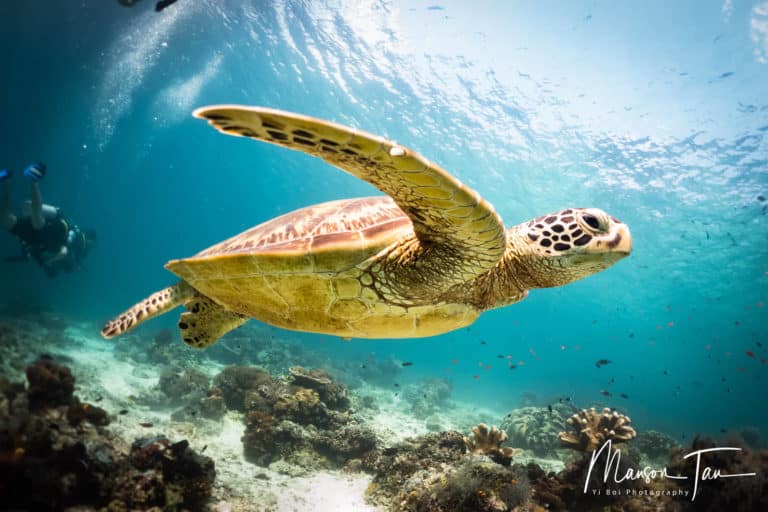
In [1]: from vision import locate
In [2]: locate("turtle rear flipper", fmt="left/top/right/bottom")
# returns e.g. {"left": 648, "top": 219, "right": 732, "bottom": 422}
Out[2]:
{"left": 179, "top": 295, "right": 247, "bottom": 348}
{"left": 101, "top": 281, "right": 194, "bottom": 338}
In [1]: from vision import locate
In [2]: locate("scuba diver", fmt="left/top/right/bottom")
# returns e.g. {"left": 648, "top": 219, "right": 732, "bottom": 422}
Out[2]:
{"left": 118, "top": 0, "right": 179, "bottom": 12}
{"left": 1, "top": 163, "right": 96, "bottom": 277}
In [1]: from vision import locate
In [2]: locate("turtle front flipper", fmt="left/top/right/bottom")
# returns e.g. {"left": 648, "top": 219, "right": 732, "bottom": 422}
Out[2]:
{"left": 178, "top": 294, "right": 247, "bottom": 348}
{"left": 193, "top": 106, "right": 507, "bottom": 285}
{"left": 101, "top": 281, "right": 194, "bottom": 338}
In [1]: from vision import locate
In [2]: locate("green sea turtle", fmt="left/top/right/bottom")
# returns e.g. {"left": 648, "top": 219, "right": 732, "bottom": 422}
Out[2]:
{"left": 101, "top": 106, "right": 631, "bottom": 347}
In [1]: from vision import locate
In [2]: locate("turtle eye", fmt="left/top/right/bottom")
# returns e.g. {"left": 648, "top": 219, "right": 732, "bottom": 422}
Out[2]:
{"left": 583, "top": 214, "right": 601, "bottom": 230}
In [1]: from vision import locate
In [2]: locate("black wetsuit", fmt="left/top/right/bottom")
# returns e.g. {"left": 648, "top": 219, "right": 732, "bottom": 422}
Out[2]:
{"left": 9, "top": 216, "right": 69, "bottom": 275}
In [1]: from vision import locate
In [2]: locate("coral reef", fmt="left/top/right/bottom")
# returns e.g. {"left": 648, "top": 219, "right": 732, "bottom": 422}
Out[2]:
{"left": 228, "top": 365, "right": 377, "bottom": 468}
{"left": 158, "top": 366, "right": 211, "bottom": 406}
{"left": 558, "top": 407, "right": 637, "bottom": 452}
{"left": 527, "top": 446, "right": 644, "bottom": 511}
{"left": 365, "top": 429, "right": 531, "bottom": 511}
{"left": 364, "top": 430, "right": 468, "bottom": 506}
{"left": 402, "top": 377, "right": 453, "bottom": 419}
{"left": 26, "top": 356, "right": 76, "bottom": 408}
{"left": 633, "top": 429, "right": 681, "bottom": 466}
{"left": 666, "top": 435, "right": 768, "bottom": 511}
{"left": 213, "top": 365, "right": 273, "bottom": 411}
{"left": 398, "top": 457, "right": 530, "bottom": 512}
{"left": 463, "top": 423, "right": 515, "bottom": 466}
{"left": 0, "top": 358, "right": 215, "bottom": 511}
{"left": 288, "top": 366, "right": 349, "bottom": 410}
{"left": 501, "top": 404, "right": 570, "bottom": 456}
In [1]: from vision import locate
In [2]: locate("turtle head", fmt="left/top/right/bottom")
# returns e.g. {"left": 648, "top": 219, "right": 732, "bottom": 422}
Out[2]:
{"left": 512, "top": 208, "right": 632, "bottom": 288}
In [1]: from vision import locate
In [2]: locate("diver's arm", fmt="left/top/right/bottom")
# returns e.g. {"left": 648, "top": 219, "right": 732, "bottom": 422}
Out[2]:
{"left": 30, "top": 182, "right": 45, "bottom": 230}
{"left": 46, "top": 245, "right": 68, "bottom": 264}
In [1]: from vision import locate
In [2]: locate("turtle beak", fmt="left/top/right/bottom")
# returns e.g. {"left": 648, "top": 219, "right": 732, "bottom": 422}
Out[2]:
{"left": 605, "top": 223, "right": 632, "bottom": 258}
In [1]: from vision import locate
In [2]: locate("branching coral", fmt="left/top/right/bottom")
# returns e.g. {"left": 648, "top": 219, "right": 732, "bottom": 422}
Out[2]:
{"left": 464, "top": 423, "right": 515, "bottom": 466}
{"left": 558, "top": 407, "right": 636, "bottom": 452}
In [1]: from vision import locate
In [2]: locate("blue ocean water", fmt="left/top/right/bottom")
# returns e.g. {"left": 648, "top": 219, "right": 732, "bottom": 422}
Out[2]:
{"left": 0, "top": 0, "right": 766, "bottom": 442}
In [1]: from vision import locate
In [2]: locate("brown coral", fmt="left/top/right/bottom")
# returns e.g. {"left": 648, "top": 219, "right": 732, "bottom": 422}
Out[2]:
{"left": 287, "top": 366, "right": 349, "bottom": 410}
{"left": 463, "top": 423, "right": 515, "bottom": 466}
{"left": 558, "top": 407, "right": 636, "bottom": 452}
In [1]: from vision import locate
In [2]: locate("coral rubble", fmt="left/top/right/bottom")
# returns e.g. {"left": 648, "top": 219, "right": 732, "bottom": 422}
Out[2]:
{"left": 558, "top": 407, "right": 637, "bottom": 452}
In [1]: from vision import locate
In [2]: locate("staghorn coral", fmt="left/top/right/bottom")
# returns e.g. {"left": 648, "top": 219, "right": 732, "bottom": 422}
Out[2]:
{"left": 558, "top": 407, "right": 636, "bottom": 452}
{"left": 501, "top": 404, "right": 569, "bottom": 456}
{"left": 464, "top": 423, "right": 515, "bottom": 466}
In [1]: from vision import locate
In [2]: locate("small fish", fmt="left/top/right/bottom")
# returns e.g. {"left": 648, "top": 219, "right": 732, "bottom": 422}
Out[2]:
{"left": 450, "top": 359, "right": 459, "bottom": 364}
{"left": 663, "top": 370, "right": 669, "bottom": 375}
{"left": 360, "top": 364, "right": 367, "bottom": 369}
{"left": 600, "top": 389, "right": 612, "bottom": 397}
{"left": 667, "top": 321, "right": 675, "bottom": 328}
{"left": 720, "top": 428, "right": 727, "bottom": 433}
{"left": 757, "top": 341, "right": 763, "bottom": 347}
{"left": 497, "top": 354, "right": 504, "bottom": 359}
{"left": 472, "top": 375, "right": 480, "bottom": 379}
{"left": 480, "top": 340, "right": 487, "bottom": 345}
{"left": 762, "top": 358, "right": 767, "bottom": 366}
{"left": 394, "top": 392, "right": 399, "bottom": 396}
{"left": 119, "top": 409, "right": 129, "bottom": 415}
{"left": 595, "top": 359, "right": 611, "bottom": 368}
{"left": 485, "top": 365, "right": 492, "bottom": 370}
{"left": 393, "top": 383, "right": 400, "bottom": 388}
{"left": 139, "top": 422, "right": 153, "bottom": 428}
{"left": 609, "top": 378, "right": 615, "bottom": 384}
{"left": 401, "top": 361, "right": 414, "bottom": 367}
{"left": 628, "top": 332, "right": 635, "bottom": 338}
{"left": 94, "top": 395, "right": 103, "bottom": 402}
{"left": 620, "top": 393, "right": 629, "bottom": 399}
{"left": 560, "top": 344, "right": 567, "bottom": 351}
{"left": 746, "top": 351, "right": 756, "bottom": 359}
{"left": 547, "top": 404, "right": 553, "bottom": 413}
{"left": 721, "top": 376, "right": 727, "bottom": 382}
{"left": 508, "top": 364, "right": 517, "bottom": 370}
{"left": 705, "top": 231, "right": 710, "bottom": 240}
{"left": 759, "top": 195, "right": 766, "bottom": 202}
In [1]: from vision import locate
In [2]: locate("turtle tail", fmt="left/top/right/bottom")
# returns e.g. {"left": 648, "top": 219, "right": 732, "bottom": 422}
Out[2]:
{"left": 101, "top": 281, "right": 194, "bottom": 339}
